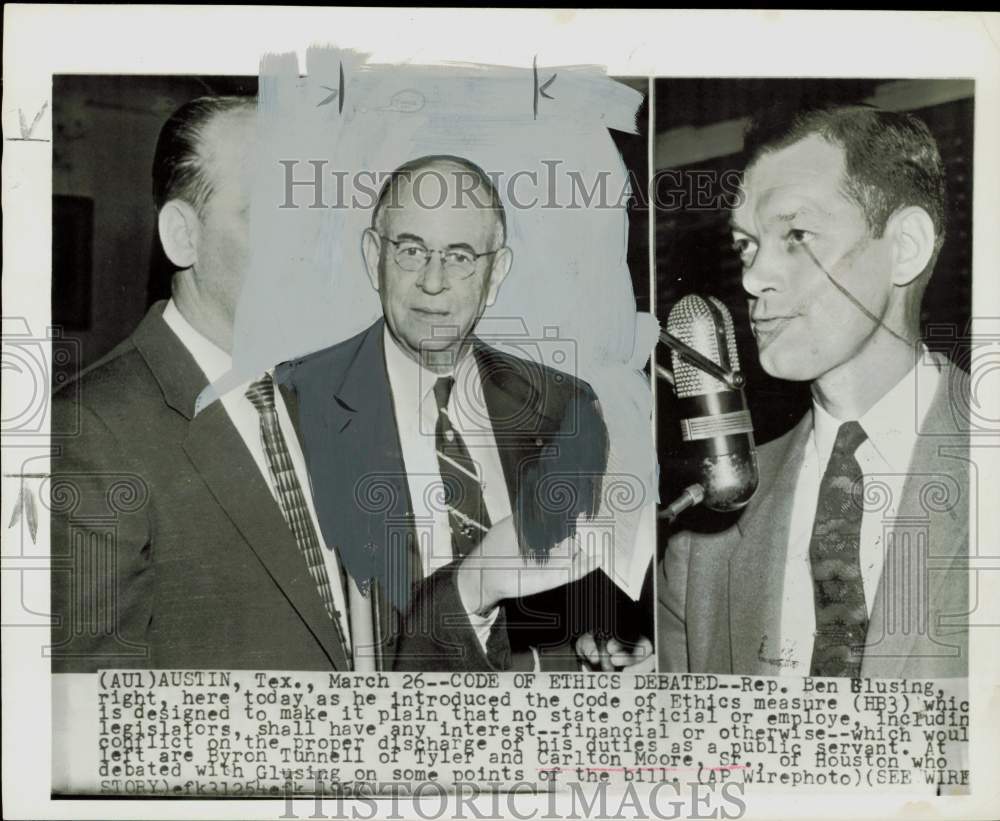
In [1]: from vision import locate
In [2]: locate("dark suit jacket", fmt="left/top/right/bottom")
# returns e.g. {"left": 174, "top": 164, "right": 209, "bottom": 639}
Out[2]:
{"left": 658, "top": 361, "right": 969, "bottom": 678}
{"left": 50, "top": 303, "right": 351, "bottom": 672}
{"left": 276, "top": 318, "right": 611, "bottom": 671}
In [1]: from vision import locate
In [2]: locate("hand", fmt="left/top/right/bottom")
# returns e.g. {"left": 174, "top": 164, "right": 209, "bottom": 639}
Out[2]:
{"left": 456, "top": 515, "right": 601, "bottom": 616}
{"left": 576, "top": 634, "right": 654, "bottom": 672}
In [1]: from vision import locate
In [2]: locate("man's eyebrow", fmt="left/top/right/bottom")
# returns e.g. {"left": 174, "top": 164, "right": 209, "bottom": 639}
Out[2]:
{"left": 774, "top": 210, "right": 803, "bottom": 223}
{"left": 393, "top": 232, "right": 425, "bottom": 243}
{"left": 771, "top": 203, "right": 830, "bottom": 223}
{"left": 730, "top": 207, "right": 823, "bottom": 234}
{"left": 444, "top": 242, "right": 477, "bottom": 253}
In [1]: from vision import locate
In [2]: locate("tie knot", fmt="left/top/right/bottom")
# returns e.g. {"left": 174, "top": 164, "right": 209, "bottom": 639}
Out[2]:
{"left": 245, "top": 374, "right": 276, "bottom": 412}
{"left": 433, "top": 376, "right": 455, "bottom": 411}
{"left": 833, "top": 420, "right": 867, "bottom": 458}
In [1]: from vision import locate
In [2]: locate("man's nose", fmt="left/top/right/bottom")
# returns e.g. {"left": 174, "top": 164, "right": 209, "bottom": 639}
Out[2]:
{"left": 741, "top": 242, "right": 787, "bottom": 299}
{"left": 416, "top": 253, "right": 448, "bottom": 294}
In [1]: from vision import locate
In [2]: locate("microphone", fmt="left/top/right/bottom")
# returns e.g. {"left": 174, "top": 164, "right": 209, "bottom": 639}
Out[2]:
{"left": 660, "top": 294, "right": 758, "bottom": 516}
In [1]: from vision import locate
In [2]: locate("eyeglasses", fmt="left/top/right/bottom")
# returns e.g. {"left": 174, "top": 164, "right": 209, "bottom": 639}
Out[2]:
{"left": 379, "top": 235, "right": 499, "bottom": 280}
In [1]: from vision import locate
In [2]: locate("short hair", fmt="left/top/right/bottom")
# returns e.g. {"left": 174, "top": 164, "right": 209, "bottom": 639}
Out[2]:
{"left": 372, "top": 154, "right": 507, "bottom": 247}
{"left": 743, "top": 104, "right": 947, "bottom": 255}
{"left": 151, "top": 95, "right": 256, "bottom": 215}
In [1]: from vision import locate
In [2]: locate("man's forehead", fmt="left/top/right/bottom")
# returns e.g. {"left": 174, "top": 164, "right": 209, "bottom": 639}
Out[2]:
{"left": 393, "top": 163, "right": 492, "bottom": 204}
{"left": 732, "top": 134, "right": 850, "bottom": 227}
{"left": 384, "top": 171, "right": 499, "bottom": 240}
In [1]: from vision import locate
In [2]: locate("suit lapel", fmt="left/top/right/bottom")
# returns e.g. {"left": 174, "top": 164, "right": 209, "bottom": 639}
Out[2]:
{"left": 474, "top": 343, "right": 547, "bottom": 503}
{"left": 284, "top": 321, "right": 413, "bottom": 646}
{"left": 132, "top": 303, "right": 349, "bottom": 670}
{"left": 862, "top": 365, "right": 969, "bottom": 677}
{"left": 182, "top": 403, "right": 350, "bottom": 670}
{"left": 130, "top": 302, "right": 208, "bottom": 421}
{"left": 728, "top": 415, "right": 812, "bottom": 674}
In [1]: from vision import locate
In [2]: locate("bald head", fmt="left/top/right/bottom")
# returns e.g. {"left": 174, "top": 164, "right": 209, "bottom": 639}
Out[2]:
{"left": 372, "top": 155, "right": 506, "bottom": 248}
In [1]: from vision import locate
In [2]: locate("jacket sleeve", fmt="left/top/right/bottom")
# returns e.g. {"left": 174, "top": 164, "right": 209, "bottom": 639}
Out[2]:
{"left": 658, "top": 530, "right": 692, "bottom": 672}
{"left": 50, "top": 399, "right": 154, "bottom": 673}
{"left": 391, "top": 561, "right": 514, "bottom": 671}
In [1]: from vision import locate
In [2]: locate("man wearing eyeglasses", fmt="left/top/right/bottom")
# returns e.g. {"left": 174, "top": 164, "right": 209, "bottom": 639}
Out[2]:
{"left": 277, "top": 155, "right": 618, "bottom": 672}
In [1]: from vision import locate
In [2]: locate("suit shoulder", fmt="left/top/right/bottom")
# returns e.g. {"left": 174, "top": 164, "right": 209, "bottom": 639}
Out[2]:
{"left": 58, "top": 333, "right": 141, "bottom": 392}
{"left": 476, "top": 342, "right": 598, "bottom": 404}
{"left": 54, "top": 336, "right": 161, "bottom": 425}
{"left": 51, "top": 336, "right": 172, "bottom": 471}
{"left": 552, "top": 362, "right": 598, "bottom": 401}
{"left": 277, "top": 323, "right": 374, "bottom": 386}
{"left": 925, "top": 360, "right": 969, "bottom": 439}
{"left": 755, "top": 414, "right": 807, "bottom": 478}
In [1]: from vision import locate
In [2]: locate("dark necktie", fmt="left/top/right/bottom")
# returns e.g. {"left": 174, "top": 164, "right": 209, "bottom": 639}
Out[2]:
{"left": 809, "top": 420, "right": 868, "bottom": 678}
{"left": 433, "top": 376, "right": 491, "bottom": 557}
{"left": 246, "top": 374, "right": 351, "bottom": 668}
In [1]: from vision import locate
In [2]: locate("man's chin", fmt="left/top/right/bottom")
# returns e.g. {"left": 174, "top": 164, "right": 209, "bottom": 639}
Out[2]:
{"left": 403, "top": 334, "right": 468, "bottom": 368}
{"left": 414, "top": 337, "right": 462, "bottom": 355}
{"left": 758, "top": 350, "right": 818, "bottom": 383}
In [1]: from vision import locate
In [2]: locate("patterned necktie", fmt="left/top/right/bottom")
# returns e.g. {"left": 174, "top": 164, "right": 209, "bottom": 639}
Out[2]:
{"left": 809, "top": 420, "right": 868, "bottom": 678}
{"left": 433, "top": 376, "right": 492, "bottom": 557}
{"left": 246, "top": 374, "right": 351, "bottom": 668}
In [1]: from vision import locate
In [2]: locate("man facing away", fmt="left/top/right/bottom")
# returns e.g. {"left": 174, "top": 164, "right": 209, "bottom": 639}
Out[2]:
{"left": 51, "top": 96, "right": 366, "bottom": 671}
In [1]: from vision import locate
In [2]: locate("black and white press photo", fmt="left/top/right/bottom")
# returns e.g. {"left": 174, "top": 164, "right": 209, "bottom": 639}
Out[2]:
{"left": 2, "top": 8, "right": 998, "bottom": 821}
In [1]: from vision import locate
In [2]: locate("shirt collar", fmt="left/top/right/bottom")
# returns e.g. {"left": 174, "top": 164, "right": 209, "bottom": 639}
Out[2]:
{"left": 382, "top": 325, "right": 485, "bottom": 427}
{"left": 383, "top": 325, "right": 451, "bottom": 424}
{"left": 811, "top": 345, "right": 941, "bottom": 473}
{"left": 161, "top": 298, "right": 232, "bottom": 384}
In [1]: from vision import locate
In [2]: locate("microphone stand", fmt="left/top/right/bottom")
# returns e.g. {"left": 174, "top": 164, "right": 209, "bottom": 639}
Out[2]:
{"left": 656, "top": 331, "right": 744, "bottom": 522}
{"left": 659, "top": 484, "right": 705, "bottom": 523}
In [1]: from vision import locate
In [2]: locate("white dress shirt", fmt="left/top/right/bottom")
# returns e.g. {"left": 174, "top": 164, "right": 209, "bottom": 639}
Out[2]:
{"left": 161, "top": 300, "right": 353, "bottom": 654}
{"left": 775, "top": 350, "right": 941, "bottom": 675}
{"left": 382, "top": 327, "right": 507, "bottom": 652}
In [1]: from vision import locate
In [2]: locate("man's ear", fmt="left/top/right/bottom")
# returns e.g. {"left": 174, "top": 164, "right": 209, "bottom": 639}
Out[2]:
{"left": 484, "top": 246, "right": 513, "bottom": 307}
{"left": 158, "top": 200, "right": 200, "bottom": 269}
{"left": 362, "top": 228, "right": 382, "bottom": 293}
{"left": 888, "top": 205, "right": 936, "bottom": 286}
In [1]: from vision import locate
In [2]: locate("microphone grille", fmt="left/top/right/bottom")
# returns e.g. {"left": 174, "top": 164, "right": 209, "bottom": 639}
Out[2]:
{"left": 667, "top": 295, "right": 741, "bottom": 398}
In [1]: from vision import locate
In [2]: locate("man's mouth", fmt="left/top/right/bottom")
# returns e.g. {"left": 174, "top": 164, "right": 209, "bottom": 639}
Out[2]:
{"left": 411, "top": 307, "right": 450, "bottom": 317}
{"left": 751, "top": 314, "right": 795, "bottom": 345}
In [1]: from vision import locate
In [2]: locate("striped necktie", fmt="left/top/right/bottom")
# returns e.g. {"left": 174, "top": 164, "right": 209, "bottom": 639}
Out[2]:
{"left": 246, "top": 374, "right": 351, "bottom": 668}
{"left": 809, "top": 420, "right": 868, "bottom": 678}
{"left": 432, "top": 376, "right": 491, "bottom": 557}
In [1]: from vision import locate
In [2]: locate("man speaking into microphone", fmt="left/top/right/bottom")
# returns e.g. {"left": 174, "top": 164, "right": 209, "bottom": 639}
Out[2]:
{"left": 657, "top": 103, "right": 969, "bottom": 679}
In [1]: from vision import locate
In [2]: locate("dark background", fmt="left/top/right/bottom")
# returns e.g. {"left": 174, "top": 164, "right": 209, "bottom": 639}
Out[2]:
{"left": 652, "top": 78, "right": 974, "bottom": 536}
